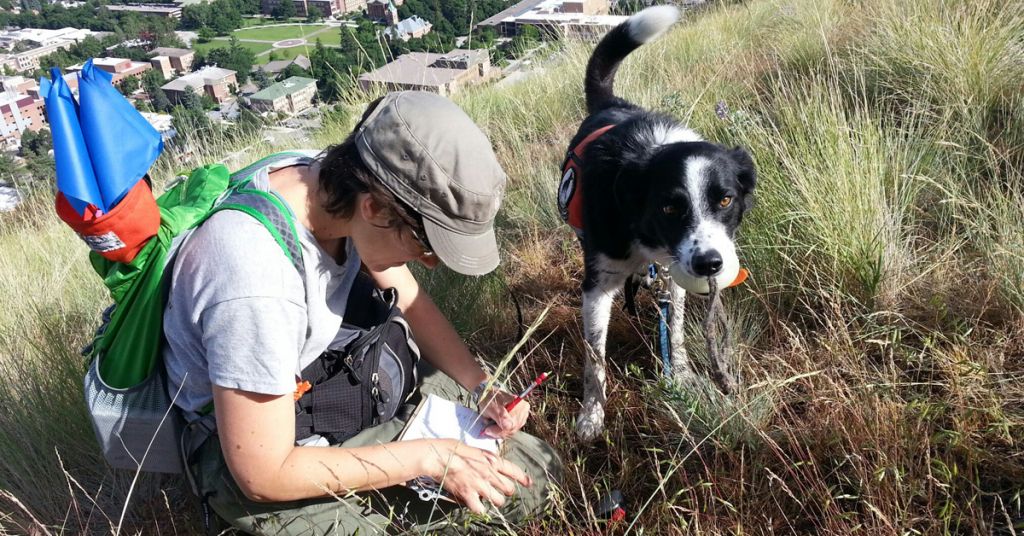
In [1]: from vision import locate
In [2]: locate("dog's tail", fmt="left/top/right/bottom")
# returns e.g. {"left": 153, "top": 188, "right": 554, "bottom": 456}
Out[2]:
{"left": 585, "top": 5, "right": 681, "bottom": 114}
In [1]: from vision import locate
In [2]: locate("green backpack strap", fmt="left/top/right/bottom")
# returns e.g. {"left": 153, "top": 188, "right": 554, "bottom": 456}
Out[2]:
{"left": 204, "top": 151, "right": 316, "bottom": 279}
{"left": 210, "top": 190, "right": 305, "bottom": 280}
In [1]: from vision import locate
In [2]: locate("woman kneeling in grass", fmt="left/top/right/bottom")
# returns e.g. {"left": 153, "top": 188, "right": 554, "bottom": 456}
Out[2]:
{"left": 163, "top": 91, "right": 563, "bottom": 534}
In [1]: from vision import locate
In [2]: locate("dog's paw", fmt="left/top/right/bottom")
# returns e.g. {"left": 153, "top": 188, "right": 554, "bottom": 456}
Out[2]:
{"left": 671, "top": 364, "right": 696, "bottom": 386}
{"left": 575, "top": 403, "right": 605, "bottom": 441}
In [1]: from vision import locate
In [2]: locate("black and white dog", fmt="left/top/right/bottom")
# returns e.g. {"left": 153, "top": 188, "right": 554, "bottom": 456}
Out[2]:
{"left": 558, "top": 6, "right": 757, "bottom": 440}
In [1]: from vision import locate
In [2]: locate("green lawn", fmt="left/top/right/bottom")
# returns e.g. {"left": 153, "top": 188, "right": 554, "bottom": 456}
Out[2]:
{"left": 308, "top": 29, "right": 342, "bottom": 46}
{"left": 191, "top": 39, "right": 273, "bottom": 57}
{"left": 232, "top": 24, "right": 329, "bottom": 42}
{"left": 239, "top": 16, "right": 284, "bottom": 28}
{"left": 262, "top": 44, "right": 317, "bottom": 63}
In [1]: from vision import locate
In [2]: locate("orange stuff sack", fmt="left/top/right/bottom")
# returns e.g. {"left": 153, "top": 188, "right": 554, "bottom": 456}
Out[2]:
{"left": 56, "top": 179, "right": 160, "bottom": 264}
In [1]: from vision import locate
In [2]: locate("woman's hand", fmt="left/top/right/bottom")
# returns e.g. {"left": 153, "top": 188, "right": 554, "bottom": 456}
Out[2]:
{"left": 422, "top": 439, "right": 532, "bottom": 514}
{"left": 477, "top": 388, "right": 529, "bottom": 439}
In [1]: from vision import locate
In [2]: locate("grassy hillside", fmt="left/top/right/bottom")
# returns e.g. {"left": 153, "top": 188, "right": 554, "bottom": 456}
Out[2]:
{"left": 2, "top": 0, "right": 1022, "bottom": 533}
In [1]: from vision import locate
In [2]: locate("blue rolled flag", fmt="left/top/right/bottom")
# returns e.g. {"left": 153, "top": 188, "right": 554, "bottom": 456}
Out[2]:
{"left": 41, "top": 67, "right": 102, "bottom": 216}
{"left": 41, "top": 59, "right": 164, "bottom": 215}
{"left": 77, "top": 59, "right": 163, "bottom": 212}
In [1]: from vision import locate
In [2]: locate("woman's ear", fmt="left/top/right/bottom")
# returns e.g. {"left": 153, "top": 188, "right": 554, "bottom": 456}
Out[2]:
{"left": 358, "top": 193, "right": 389, "bottom": 226}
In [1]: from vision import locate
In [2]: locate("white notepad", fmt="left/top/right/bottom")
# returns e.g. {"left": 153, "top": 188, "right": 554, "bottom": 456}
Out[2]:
{"left": 399, "top": 394, "right": 500, "bottom": 453}
{"left": 398, "top": 394, "right": 502, "bottom": 502}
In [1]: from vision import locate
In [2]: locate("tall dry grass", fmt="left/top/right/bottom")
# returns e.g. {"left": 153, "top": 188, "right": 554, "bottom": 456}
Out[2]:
{"left": 1, "top": 0, "right": 1022, "bottom": 533}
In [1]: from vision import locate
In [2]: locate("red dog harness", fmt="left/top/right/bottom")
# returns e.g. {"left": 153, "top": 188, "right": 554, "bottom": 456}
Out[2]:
{"left": 559, "top": 124, "right": 616, "bottom": 236}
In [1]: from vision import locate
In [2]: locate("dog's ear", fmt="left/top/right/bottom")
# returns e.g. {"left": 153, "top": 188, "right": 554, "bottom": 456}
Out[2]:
{"left": 730, "top": 146, "right": 757, "bottom": 215}
{"left": 730, "top": 146, "right": 757, "bottom": 194}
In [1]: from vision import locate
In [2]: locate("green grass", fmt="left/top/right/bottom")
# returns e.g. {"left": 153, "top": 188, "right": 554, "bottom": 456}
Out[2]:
{"left": 2, "top": 0, "right": 1023, "bottom": 533}
{"left": 190, "top": 39, "right": 273, "bottom": 58}
{"left": 240, "top": 16, "right": 272, "bottom": 28}
{"left": 262, "top": 43, "right": 317, "bottom": 63}
{"left": 231, "top": 24, "right": 329, "bottom": 42}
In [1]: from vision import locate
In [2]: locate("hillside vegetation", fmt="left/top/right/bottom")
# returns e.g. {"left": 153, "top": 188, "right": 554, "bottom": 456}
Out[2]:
{"left": 1, "top": 0, "right": 1022, "bottom": 533}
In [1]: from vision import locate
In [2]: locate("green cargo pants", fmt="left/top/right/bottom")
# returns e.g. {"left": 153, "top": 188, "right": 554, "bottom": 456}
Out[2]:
{"left": 191, "top": 367, "right": 564, "bottom": 535}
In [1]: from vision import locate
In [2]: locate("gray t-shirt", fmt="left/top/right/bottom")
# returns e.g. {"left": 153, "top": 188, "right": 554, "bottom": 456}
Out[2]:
{"left": 163, "top": 153, "right": 361, "bottom": 413}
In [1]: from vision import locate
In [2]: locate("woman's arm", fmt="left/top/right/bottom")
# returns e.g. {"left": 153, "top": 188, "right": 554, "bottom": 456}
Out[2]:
{"left": 368, "top": 265, "right": 530, "bottom": 438}
{"left": 213, "top": 385, "right": 531, "bottom": 512}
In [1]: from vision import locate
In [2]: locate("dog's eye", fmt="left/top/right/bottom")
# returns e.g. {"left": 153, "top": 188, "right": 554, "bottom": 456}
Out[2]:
{"left": 662, "top": 205, "right": 677, "bottom": 215}
{"left": 719, "top": 196, "right": 733, "bottom": 208}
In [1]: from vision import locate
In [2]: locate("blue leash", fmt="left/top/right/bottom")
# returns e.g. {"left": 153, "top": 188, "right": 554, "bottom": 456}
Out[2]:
{"left": 650, "top": 264, "right": 672, "bottom": 377}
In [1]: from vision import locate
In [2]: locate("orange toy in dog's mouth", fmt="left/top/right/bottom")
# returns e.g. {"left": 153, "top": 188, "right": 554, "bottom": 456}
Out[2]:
{"left": 726, "top": 268, "right": 749, "bottom": 288}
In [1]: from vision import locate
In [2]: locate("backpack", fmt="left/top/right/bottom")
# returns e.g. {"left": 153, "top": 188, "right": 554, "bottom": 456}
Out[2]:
{"left": 82, "top": 152, "right": 313, "bottom": 474}
{"left": 82, "top": 151, "right": 423, "bottom": 475}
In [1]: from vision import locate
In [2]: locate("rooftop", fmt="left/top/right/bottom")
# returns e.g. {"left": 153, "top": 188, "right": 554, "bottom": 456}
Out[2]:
{"left": 478, "top": 0, "right": 544, "bottom": 26}
{"left": 151, "top": 47, "right": 193, "bottom": 58}
{"left": 383, "top": 16, "right": 431, "bottom": 39}
{"left": 0, "top": 27, "right": 89, "bottom": 46}
{"left": 106, "top": 4, "right": 182, "bottom": 13}
{"left": 162, "top": 65, "right": 236, "bottom": 91}
{"left": 254, "top": 55, "right": 311, "bottom": 74}
{"left": 358, "top": 49, "right": 485, "bottom": 87}
{"left": 249, "top": 76, "right": 317, "bottom": 101}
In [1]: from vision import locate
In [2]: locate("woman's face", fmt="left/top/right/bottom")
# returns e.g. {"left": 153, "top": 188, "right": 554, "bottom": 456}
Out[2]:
{"left": 349, "top": 194, "right": 440, "bottom": 272}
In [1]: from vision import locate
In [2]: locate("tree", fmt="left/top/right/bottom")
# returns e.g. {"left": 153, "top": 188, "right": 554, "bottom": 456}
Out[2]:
{"left": 178, "top": 86, "right": 204, "bottom": 111}
{"left": 210, "top": 3, "right": 243, "bottom": 35}
{"left": 181, "top": 2, "right": 212, "bottom": 30}
{"left": 277, "top": 62, "right": 309, "bottom": 81}
{"left": 250, "top": 68, "right": 273, "bottom": 90}
{"left": 309, "top": 41, "right": 350, "bottom": 103}
{"left": 118, "top": 75, "right": 141, "bottom": 96}
{"left": 152, "top": 88, "right": 173, "bottom": 113}
{"left": 19, "top": 129, "right": 54, "bottom": 185}
{"left": 19, "top": 128, "right": 51, "bottom": 158}
{"left": 272, "top": 0, "right": 296, "bottom": 21}
{"left": 171, "top": 103, "right": 216, "bottom": 152}
{"left": 206, "top": 37, "right": 256, "bottom": 85}
{"left": 197, "top": 26, "right": 216, "bottom": 43}
{"left": 141, "top": 68, "right": 166, "bottom": 95}
{"left": 0, "top": 152, "right": 19, "bottom": 180}
{"left": 305, "top": 6, "right": 323, "bottom": 24}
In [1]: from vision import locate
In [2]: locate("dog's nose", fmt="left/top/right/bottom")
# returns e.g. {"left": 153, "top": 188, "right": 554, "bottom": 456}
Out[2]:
{"left": 692, "top": 251, "right": 723, "bottom": 276}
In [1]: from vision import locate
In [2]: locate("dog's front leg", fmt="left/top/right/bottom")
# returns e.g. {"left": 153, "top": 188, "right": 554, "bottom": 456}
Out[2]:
{"left": 668, "top": 279, "right": 695, "bottom": 383}
{"left": 576, "top": 282, "right": 617, "bottom": 441}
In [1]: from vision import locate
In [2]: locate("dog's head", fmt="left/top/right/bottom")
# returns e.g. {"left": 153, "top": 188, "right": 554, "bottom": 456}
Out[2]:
{"left": 628, "top": 141, "right": 757, "bottom": 294}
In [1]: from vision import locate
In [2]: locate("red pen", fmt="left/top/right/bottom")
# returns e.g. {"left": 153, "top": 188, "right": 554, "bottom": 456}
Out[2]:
{"left": 505, "top": 371, "right": 552, "bottom": 411}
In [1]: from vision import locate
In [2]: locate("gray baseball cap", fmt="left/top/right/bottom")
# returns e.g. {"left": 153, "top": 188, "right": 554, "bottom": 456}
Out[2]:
{"left": 354, "top": 91, "right": 507, "bottom": 276}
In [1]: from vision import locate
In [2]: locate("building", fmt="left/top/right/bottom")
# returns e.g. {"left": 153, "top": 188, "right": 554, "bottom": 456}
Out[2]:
{"left": 252, "top": 55, "right": 311, "bottom": 76}
{"left": 150, "top": 47, "right": 195, "bottom": 74}
{"left": 477, "top": 0, "right": 622, "bottom": 37}
{"left": 367, "top": 0, "right": 400, "bottom": 25}
{"left": 139, "top": 111, "right": 176, "bottom": 141}
{"left": 382, "top": 16, "right": 432, "bottom": 41}
{"left": 0, "top": 91, "right": 46, "bottom": 148}
{"left": 161, "top": 66, "right": 238, "bottom": 104}
{"left": 150, "top": 55, "right": 174, "bottom": 79}
{"left": 67, "top": 58, "right": 152, "bottom": 86}
{"left": 260, "top": 0, "right": 365, "bottom": 18}
{"left": 357, "top": 49, "right": 494, "bottom": 97}
{"left": 0, "top": 27, "right": 93, "bottom": 50}
{"left": 0, "top": 27, "right": 98, "bottom": 74}
{"left": 26, "top": 72, "right": 78, "bottom": 98}
{"left": 247, "top": 76, "right": 317, "bottom": 115}
{"left": 1, "top": 76, "right": 38, "bottom": 95}
{"left": 105, "top": 3, "right": 183, "bottom": 18}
